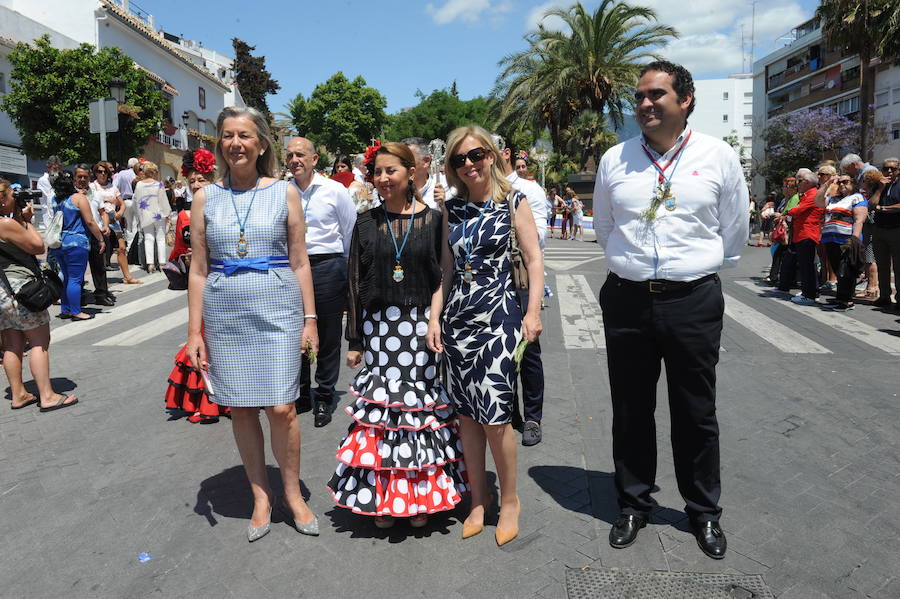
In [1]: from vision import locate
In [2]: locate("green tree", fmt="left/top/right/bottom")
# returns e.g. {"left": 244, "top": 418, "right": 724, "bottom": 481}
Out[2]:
{"left": 383, "top": 88, "right": 490, "bottom": 141}
{"left": 491, "top": 0, "right": 676, "bottom": 149}
{"left": 816, "top": 0, "right": 900, "bottom": 158}
{"left": 1, "top": 36, "right": 167, "bottom": 164}
{"left": 289, "top": 72, "right": 387, "bottom": 153}
{"left": 232, "top": 38, "right": 280, "bottom": 119}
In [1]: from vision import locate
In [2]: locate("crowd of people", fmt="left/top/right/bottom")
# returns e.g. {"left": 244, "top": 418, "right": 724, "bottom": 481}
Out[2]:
{"left": 753, "top": 153, "right": 899, "bottom": 312}
{"left": 8, "top": 57, "right": 896, "bottom": 564}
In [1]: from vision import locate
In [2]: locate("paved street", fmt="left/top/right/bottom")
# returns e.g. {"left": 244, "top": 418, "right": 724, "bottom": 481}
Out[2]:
{"left": 1, "top": 235, "right": 898, "bottom": 598}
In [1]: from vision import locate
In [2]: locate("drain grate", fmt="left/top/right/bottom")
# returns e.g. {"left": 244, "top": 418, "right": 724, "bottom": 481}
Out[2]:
{"left": 565, "top": 567, "right": 774, "bottom": 599}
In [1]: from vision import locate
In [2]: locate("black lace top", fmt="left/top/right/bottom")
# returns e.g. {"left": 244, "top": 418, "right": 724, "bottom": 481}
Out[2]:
{"left": 345, "top": 206, "right": 444, "bottom": 351}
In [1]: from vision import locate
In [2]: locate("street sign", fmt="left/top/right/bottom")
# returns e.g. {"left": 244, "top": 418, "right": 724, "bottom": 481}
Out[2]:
{"left": 89, "top": 98, "right": 119, "bottom": 134}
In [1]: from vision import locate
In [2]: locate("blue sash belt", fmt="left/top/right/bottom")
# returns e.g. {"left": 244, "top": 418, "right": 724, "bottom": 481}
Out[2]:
{"left": 210, "top": 255, "right": 290, "bottom": 276}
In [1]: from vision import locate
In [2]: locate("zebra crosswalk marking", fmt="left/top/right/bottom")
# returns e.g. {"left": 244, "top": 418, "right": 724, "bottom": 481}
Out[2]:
{"left": 51, "top": 285, "right": 184, "bottom": 344}
{"left": 557, "top": 273, "right": 605, "bottom": 349}
{"left": 723, "top": 292, "right": 831, "bottom": 354}
{"left": 733, "top": 280, "right": 900, "bottom": 355}
{"left": 95, "top": 306, "right": 188, "bottom": 346}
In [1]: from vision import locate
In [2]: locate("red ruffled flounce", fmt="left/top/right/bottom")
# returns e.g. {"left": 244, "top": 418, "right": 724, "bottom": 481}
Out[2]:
{"left": 165, "top": 345, "right": 229, "bottom": 420}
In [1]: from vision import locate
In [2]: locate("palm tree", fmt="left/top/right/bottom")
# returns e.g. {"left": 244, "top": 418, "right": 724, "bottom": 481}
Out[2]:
{"left": 491, "top": 0, "right": 677, "bottom": 150}
{"left": 560, "top": 110, "right": 619, "bottom": 171}
{"left": 816, "top": 0, "right": 900, "bottom": 158}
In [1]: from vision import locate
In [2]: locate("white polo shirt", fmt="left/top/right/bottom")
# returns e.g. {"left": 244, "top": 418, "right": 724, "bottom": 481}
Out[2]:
{"left": 506, "top": 172, "right": 548, "bottom": 248}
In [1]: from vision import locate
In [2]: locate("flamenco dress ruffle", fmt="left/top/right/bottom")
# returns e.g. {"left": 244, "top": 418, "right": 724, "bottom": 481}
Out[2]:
{"left": 327, "top": 305, "right": 467, "bottom": 517}
{"left": 165, "top": 342, "right": 230, "bottom": 422}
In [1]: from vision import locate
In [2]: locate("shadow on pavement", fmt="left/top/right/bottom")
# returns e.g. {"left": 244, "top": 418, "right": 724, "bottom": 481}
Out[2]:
{"left": 193, "top": 465, "right": 313, "bottom": 527}
{"left": 5, "top": 376, "right": 78, "bottom": 400}
{"left": 528, "top": 465, "right": 691, "bottom": 532}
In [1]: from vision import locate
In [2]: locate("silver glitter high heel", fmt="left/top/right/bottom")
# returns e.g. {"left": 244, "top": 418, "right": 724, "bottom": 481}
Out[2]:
{"left": 293, "top": 514, "right": 320, "bottom": 537}
{"left": 247, "top": 505, "right": 273, "bottom": 543}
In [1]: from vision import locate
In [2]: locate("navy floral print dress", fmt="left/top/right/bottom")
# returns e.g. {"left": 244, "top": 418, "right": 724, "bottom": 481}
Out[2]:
{"left": 441, "top": 194, "right": 524, "bottom": 425}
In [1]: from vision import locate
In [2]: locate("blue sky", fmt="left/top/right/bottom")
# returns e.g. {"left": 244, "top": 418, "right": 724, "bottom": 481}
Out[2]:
{"left": 143, "top": 0, "right": 821, "bottom": 115}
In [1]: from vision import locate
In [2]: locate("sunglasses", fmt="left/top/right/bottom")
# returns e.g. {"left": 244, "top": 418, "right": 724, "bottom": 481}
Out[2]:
{"left": 449, "top": 147, "right": 488, "bottom": 169}
{"left": 817, "top": 172, "right": 830, "bottom": 176}
{"left": 883, "top": 165, "right": 899, "bottom": 171}
{"left": 836, "top": 179, "right": 852, "bottom": 184}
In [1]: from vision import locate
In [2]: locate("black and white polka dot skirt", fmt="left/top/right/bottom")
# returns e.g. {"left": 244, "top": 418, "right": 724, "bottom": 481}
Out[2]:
{"left": 328, "top": 305, "right": 468, "bottom": 517}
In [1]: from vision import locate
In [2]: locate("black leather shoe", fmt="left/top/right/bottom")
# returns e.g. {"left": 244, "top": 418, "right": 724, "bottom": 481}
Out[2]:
{"left": 313, "top": 401, "right": 331, "bottom": 428}
{"left": 522, "top": 421, "right": 542, "bottom": 446}
{"left": 93, "top": 294, "right": 115, "bottom": 306}
{"left": 693, "top": 521, "right": 727, "bottom": 559}
{"left": 609, "top": 514, "right": 646, "bottom": 548}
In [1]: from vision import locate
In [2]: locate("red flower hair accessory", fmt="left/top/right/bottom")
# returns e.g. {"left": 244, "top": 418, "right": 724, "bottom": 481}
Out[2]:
{"left": 181, "top": 148, "right": 216, "bottom": 177}
{"left": 363, "top": 140, "right": 382, "bottom": 183}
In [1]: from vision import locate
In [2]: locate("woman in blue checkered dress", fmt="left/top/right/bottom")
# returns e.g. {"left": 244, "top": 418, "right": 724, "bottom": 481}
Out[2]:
{"left": 186, "top": 107, "right": 320, "bottom": 543}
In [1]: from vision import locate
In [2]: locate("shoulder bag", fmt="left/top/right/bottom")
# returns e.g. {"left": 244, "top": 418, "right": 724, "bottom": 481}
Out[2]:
{"left": 43, "top": 204, "right": 63, "bottom": 249}
{"left": 507, "top": 191, "right": 529, "bottom": 291}
{"left": 0, "top": 245, "right": 63, "bottom": 312}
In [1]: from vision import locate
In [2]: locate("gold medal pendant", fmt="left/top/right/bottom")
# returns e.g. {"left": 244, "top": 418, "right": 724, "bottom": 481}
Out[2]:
{"left": 392, "top": 262, "right": 405, "bottom": 283}
{"left": 237, "top": 232, "right": 249, "bottom": 257}
{"left": 664, "top": 193, "right": 677, "bottom": 211}
{"left": 463, "top": 262, "right": 474, "bottom": 283}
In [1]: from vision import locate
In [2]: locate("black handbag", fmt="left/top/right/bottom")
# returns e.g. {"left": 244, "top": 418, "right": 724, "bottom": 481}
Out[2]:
{"left": 0, "top": 246, "right": 63, "bottom": 313}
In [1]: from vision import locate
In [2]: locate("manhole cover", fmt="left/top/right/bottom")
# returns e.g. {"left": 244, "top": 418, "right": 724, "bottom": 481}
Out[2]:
{"left": 565, "top": 567, "right": 774, "bottom": 599}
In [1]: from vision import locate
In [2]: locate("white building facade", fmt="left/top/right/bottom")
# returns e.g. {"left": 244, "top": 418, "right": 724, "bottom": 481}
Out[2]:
{"left": 0, "top": 0, "right": 242, "bottom": 183}
{"left": 690, "top": 75, "right": 754, "bottom": 175}
{"left": 873, "top": 62, "right": 900, "bottom": 161}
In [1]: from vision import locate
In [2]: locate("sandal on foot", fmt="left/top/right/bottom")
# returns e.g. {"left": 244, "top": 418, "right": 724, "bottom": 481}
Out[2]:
{"left": 11, "top": 394, "right": 38, "bottom": 410}
{"left": 39, "top": 395, "right": 78, "bottom": 413}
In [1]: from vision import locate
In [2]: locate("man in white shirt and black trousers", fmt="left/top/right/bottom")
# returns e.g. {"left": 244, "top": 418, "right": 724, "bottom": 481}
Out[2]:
{"left": 592, "top": 60, "right": 748, "bottom": 559}
{"left": 499, "top": 140, "right": 548, "bottom": 446}
{"left": 287, "top": 137, "right": 357, "bottom": 427}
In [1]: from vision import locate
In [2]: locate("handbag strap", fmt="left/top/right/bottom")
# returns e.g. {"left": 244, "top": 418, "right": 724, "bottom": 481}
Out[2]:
{"left": 507, "top": 191, "right": 518, "bottom": 247}
{"left": 0, "top": 240, "right": 41, "bottom": 277}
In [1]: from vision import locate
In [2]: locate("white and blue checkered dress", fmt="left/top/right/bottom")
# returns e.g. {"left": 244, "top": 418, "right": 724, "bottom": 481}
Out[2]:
{"left": 202, "top": 180, "right": 303, "bottom": 407}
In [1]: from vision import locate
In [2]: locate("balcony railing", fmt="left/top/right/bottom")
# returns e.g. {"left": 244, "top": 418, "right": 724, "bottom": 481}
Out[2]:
{"left": 155, "top": 130, "right": 183, "bottom": 149}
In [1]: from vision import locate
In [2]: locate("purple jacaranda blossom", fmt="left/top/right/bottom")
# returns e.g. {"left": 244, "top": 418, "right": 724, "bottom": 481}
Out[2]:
{"left": 757, "top": 107, "right": 858, "bottom": 188}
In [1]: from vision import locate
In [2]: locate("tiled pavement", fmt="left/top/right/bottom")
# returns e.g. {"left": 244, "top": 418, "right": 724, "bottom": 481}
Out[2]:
{"left": 0, "top": 244, "right": 898, "bottom": 598}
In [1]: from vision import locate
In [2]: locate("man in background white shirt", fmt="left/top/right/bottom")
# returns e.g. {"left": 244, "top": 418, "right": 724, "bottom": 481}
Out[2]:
{"left": 36, "top": 155, "right": 61, "bottom": 228}
{"left": 402, "top": 137, "right": 440, "bottom": 209}
{"left": 287, "top": 137, "right": 357, "bottom": 427}
{"left": 500, "top": 142, "right": 547, "bottom": 447}
{"left": 593, "top": 60, "right": 748, "bottom": 559}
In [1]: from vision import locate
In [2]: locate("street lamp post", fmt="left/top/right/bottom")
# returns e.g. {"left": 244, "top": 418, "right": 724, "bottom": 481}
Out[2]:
{"left": 108, "top": 77, "right": 126, "bottom": 167}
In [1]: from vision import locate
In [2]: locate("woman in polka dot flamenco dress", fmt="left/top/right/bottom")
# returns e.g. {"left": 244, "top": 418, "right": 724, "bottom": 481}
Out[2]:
{"left": 327, "top": 142, "right": 467, "bottom": 529}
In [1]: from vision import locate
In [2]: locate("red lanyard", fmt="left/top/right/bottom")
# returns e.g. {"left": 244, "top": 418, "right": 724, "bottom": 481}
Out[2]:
{"left": 641, "top": 131, "right": 692, "bottom": 184}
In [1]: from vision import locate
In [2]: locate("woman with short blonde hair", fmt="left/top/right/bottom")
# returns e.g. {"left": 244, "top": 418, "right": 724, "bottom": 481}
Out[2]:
{"left": 133, "top": 161, "right": 169, "bottom": 271}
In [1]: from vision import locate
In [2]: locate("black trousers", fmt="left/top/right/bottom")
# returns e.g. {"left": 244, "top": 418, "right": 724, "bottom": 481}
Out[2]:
{"left": 300, "top": 256, "right": 347, "bottom": 405}
{"left": 873, "top": 225, "right": 900, "bottom": 303}
{"left": 599, "top": 273, "right": 724, "bottom": 524}
{"left": 824, "top": 242, "right": 857, "bottom": 303}
{"left": 516, "top": 291, "right": 544, "bottom": 423}
{"left": 88, "top": 234, "right": 109, "bottom": 296}
{"left": 778, "top": 239, "right": 819, "bottom": 298}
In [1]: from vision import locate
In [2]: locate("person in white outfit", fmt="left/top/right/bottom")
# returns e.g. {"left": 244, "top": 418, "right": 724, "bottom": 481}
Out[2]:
{"left": 132, "top": 161, "right": 169, "bottom": 271}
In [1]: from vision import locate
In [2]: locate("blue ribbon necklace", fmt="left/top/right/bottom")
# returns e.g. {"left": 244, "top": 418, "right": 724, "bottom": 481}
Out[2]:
{"left": 384, "top": 195, "right": 417, "bottom": 283}
{"left": 228, "top": 175, "right": 260, "bottom": 257}
{"left": 462, "top": 199, "right": 490, "bottom": 283}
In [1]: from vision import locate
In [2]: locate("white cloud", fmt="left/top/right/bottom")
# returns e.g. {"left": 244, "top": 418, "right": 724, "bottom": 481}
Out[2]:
{"left": 526, "top": 0, "right": 569, "bottom": 30}
{"left": 662, "top": 33, "right": 745, "bottom": 77}
{"left": 640, "top": 0, "right": 741, "bottom": 37}
{"left": 426, "top": 0, "right": 512, "bottom": 25}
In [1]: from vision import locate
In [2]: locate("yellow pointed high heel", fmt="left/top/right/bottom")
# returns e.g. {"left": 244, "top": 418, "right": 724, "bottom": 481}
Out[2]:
{"left": 461, "top": 493, "right": 494, "bottom": 539}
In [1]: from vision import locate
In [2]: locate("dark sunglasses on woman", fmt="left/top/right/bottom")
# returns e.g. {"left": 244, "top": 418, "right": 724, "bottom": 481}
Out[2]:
{"left": 449, "top": 147, "right": 488, "bottom": 169}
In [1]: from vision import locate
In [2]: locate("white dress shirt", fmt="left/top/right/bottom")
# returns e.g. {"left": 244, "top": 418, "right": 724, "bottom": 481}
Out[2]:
{"left": 506, "top": 172, "right": 548, "bottom": 248}
{"left": 36, "top": 172, "right": 54, "bottom": 227}
{"left": 352, "top": 166, "right": 365, "bottom": 184}
{"left": 592, "top": 129, "right": 749, "bottom": 282}
{"left": 294, "top": 173, "right": 357, "bottom": 257}
{"left": 418, "top": 175, "right": 439, "bottom": 209}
